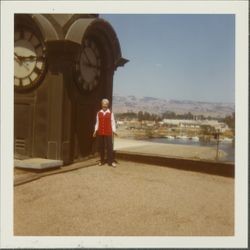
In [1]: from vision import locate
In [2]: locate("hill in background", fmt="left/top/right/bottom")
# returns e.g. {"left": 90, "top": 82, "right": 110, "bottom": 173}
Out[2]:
{"left": 113, "top": 94, "right": 234, "bottom": 118}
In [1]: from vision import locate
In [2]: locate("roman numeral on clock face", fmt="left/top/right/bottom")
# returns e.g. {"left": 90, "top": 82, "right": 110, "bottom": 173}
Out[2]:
{"left": 14, "top": 27, "right": 47, "bottom": 91}
{"left": 22, "top": 76, "right": 31, "bottom": 86}
{"left": 33, "top": 66, "right": 42, "bottom": 74}
{"left": 19, "top": 78, "right": 23, "bottom": 86}
{"left": 34, "top": 43, "right": 42, "bottom": 50}
{"left": 14, "top": 78, "right": 20, "bottom": 86}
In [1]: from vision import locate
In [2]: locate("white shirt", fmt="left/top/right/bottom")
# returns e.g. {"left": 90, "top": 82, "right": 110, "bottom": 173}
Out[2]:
{"left": 94, "top": 109, "right": 116, "bottom": 132}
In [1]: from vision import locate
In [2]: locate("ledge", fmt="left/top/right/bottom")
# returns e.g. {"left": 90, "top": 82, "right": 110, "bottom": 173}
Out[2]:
{"left": 115, "top": 150, "right": 234, "bottom": 178}
{"left": 14, "top": 158, "right": 63, "bottom": 170}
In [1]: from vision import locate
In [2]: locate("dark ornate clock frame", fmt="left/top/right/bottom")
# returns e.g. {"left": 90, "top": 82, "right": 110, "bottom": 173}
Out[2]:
{"left": 14, "top": 14, "right": 128, "bottom": 164}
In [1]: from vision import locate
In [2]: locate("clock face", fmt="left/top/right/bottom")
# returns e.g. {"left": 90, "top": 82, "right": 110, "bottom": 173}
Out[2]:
{"left": 14, "top": 27, "right": 47, "bottom": 91}
{"left": 75, "top": 39, "right": 101, "bottom": 92}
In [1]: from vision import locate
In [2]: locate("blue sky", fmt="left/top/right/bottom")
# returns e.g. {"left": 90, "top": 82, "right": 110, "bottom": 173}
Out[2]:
{"left": 101, "top": 14, "right": 235, "bottom": 103}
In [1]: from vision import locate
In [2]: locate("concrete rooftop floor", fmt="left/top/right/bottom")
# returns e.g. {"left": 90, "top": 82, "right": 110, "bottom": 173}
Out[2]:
{"left": 14, "top": 160, "right": 234, "bottom": 236}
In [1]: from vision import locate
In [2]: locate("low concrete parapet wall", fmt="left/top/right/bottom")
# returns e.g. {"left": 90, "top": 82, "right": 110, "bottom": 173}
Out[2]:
{"left": 115, "top": 150, "right": 234, "bottom": 178}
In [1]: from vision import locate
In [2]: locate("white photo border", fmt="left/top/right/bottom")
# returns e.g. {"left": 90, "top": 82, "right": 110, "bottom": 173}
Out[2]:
{"left": 0, "top": 0, "right": 248, "bottom": 248}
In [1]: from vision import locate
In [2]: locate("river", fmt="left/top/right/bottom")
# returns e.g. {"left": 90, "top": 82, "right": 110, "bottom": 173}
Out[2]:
{"left": 145, "top": 137, "right": 235, "bottom": 162}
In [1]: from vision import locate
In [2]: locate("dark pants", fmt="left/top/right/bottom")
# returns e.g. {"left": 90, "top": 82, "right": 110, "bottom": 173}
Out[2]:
{"left": 98, "top": 135, "right": 114, "bottom": 165}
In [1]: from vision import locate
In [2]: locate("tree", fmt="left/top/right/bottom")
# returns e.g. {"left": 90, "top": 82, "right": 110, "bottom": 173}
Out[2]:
{"left": 144, "top": 112, "right": 151, "bottom": 121}
{"left": 162, "top": 111, "right": 176, "bottom": 119}
{"left": 200, "top": 125, "right": 215, "bottom": 135}
{"left": 223, "top": 112, "right": 235, "bottom": 130}
{"left": 138, "top": 111, "right": 144, "bottom": 121}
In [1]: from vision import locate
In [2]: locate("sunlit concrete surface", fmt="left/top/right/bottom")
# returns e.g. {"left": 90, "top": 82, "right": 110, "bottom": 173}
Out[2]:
{"left": 114, "top": 138, "right": 226, "bottom": 160}
{"left": 14, "top": 160, "right": 234, "bottom": 236}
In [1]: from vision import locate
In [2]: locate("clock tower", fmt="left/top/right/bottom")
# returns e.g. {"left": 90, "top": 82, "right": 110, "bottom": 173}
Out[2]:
{"left": 14, "top": 14, "right": 128, "bottom": 164}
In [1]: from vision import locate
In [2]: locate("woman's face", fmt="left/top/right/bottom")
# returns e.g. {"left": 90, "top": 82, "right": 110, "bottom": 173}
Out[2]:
{"left": 101, "top": 101, "right": 109, "bottom": 110}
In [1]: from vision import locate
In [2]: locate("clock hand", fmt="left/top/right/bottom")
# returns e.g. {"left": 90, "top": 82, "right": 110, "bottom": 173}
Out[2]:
{"left": 14, "top": 55, "right": 22, "bottom": 64}
{"left": 14, "top": 52, "right": 21, "bottom": 59}
{"left": 23, "top": 55, "right": 37, "bottom": 60}
{"left": 14, "top": 53, "right": 31, "bottom": 70}
{"left": 14, "top": 58, "right": 22, "bottom": 66}
{"left": 14, "top": 52, "right": 23, "bottom": 63}
{"left": 14, "top": 53, "right": 34, "bottom": 64}
{"left": 24, "top": 55, "right": 45, "bottom": 61}
{"left": 18, "top": 55, "right": 38, "bottom": 61}
{"left": 83, "top": 62, "right": 100, "bottom": 69}
{"left": 83, "top": 50, "right": 92, "bottom": 65}
{"left": 23, "top": 63, "right": 30, "bottom": 71}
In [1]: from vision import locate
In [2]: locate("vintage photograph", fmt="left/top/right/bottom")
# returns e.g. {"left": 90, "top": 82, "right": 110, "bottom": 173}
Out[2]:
{"left": 0, "top": 0, "right": 248, "bottom": 248}
{"left": 13, "top": 13, "right": 235, "bottom": 236}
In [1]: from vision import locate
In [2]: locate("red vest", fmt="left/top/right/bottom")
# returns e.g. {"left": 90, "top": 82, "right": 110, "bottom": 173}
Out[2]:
{"left": 97, "top": 111, "right": 113, "bottom": 136}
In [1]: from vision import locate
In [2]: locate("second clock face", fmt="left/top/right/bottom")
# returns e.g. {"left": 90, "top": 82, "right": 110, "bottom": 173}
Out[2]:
{"left": 14, "top": 28, "right": 47, "bottom": 91}
{"left": 75, "top": 39, "right": 101, "bottom": 92}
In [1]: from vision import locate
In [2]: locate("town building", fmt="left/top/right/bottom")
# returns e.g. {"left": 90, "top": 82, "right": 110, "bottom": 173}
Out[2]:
{"left": 162, "top": 119, "right": 229, "bottom": 131}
